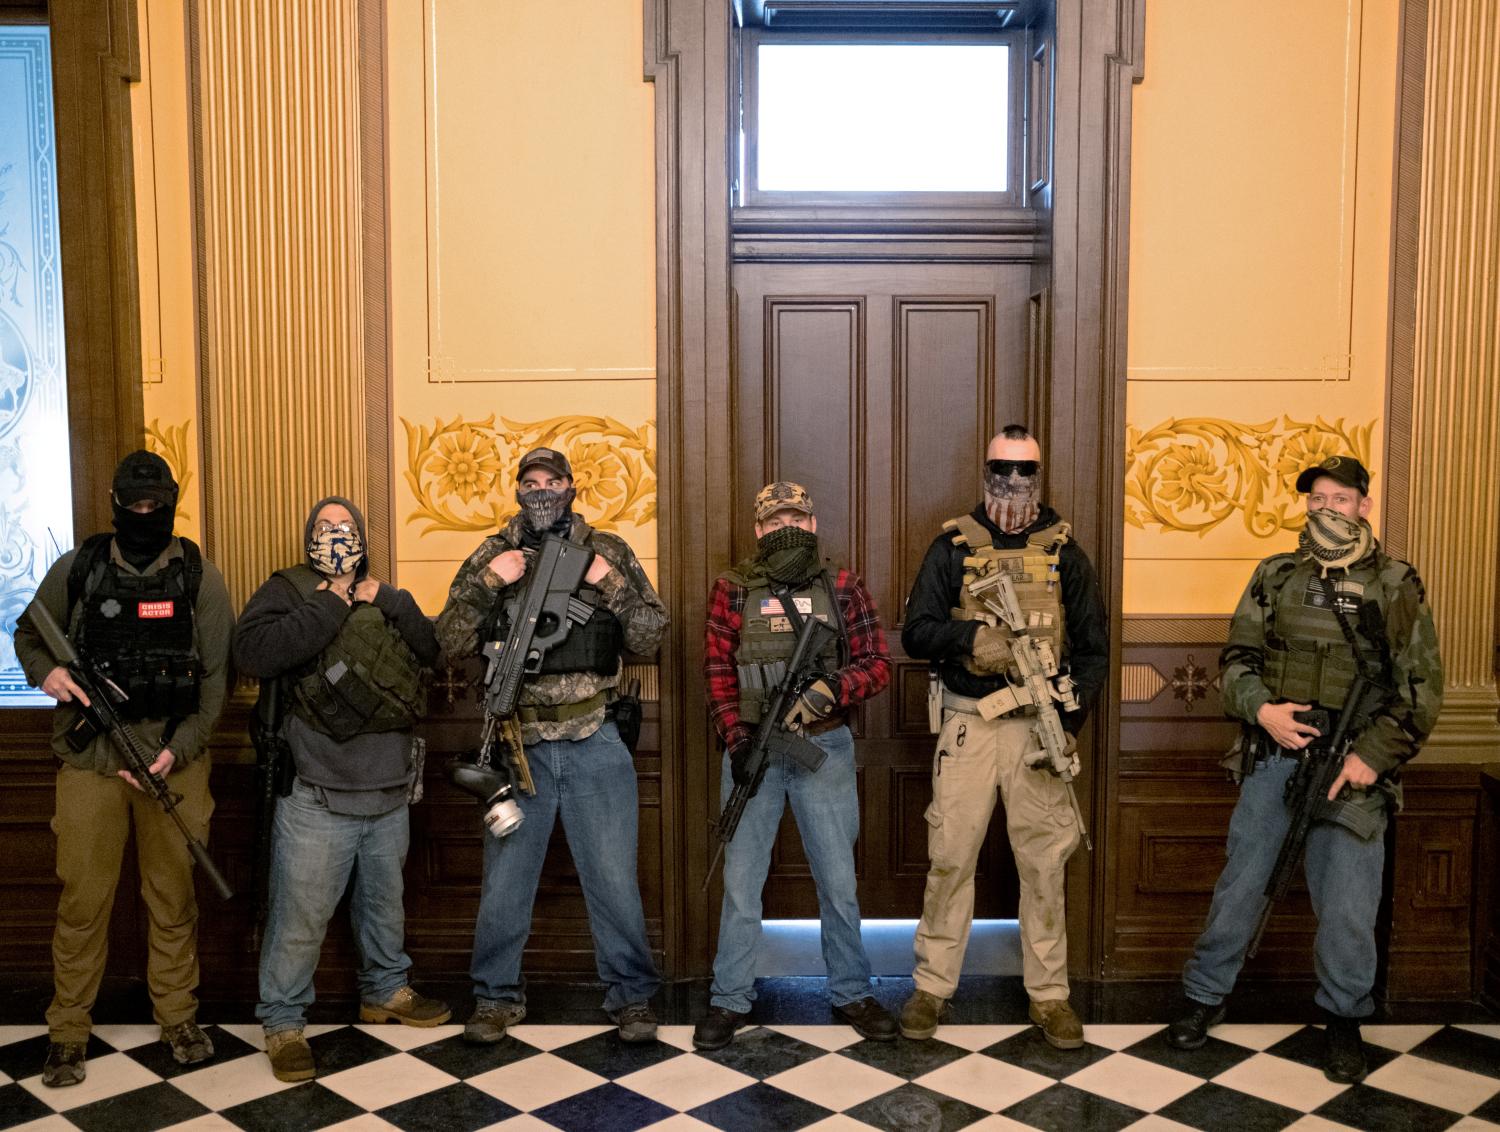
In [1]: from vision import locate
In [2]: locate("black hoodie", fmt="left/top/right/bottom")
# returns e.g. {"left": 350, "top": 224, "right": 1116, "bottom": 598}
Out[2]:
{"left": 901, "top": 503, "right": 1109, "bottom": 734}
{"left": 232, "top": 496, "right": 440, "bottom": 810}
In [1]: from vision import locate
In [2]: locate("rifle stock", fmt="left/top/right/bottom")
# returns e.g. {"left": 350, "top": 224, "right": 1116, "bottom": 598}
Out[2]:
{"left": 26, "top": 602, "right": 234, "bottom": 901}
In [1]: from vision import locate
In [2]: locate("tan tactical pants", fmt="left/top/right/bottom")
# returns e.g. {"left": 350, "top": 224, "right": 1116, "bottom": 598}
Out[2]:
{"left": 48, "top": 758, "right": 214, "bottom": 1043}
{"left": 911, "top": 706, "right": 1081, "bottom": 1002}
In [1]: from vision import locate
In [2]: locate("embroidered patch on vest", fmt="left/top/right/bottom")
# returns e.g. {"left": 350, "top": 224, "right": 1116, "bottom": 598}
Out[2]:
{"left": 1302, "top": 576, "right": 1363, "bottom": 614}
{"left": 137, "top": 600, "right": 175, "bottom": 620}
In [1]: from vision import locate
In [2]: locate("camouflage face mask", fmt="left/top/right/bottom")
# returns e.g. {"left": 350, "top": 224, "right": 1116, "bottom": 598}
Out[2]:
{"left": 757, "top": 525, "right": 821, "bottom": 585}
{"left": 307, "top": 526, "right": 365, "bottom": 577}
{"left": 1299, "top": 508, "right": 1373, "bottom": 575}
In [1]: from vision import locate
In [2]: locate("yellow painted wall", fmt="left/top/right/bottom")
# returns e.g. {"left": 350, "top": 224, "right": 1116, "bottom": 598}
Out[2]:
{"left": 1124, "top": 0, "right": 1399, "bottom": 614}
{"left": 387, "top": 0, "right": 657, "bottom": 614}
{"left": 131, "top": 0, "right": 202, "bottom": 541}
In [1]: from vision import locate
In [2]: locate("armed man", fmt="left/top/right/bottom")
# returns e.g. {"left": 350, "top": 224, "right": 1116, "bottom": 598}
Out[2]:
{"left": 14, "top": 450, "right": 234, "bottom": 1087}
{"left": 694, "top": 482, "right": 894, "bottom": 1049}
{"left": 1167, "top": 455, "right": 1442, "bottom": 1084}
{"left": 899, "top": 425, "right": 1108, "bottom": 1049}
{"left": 233, "top": 497, "right": 447, "bottom": 1082}
{"left": 437, "top": 447, "right": 668, "bottom": 1044}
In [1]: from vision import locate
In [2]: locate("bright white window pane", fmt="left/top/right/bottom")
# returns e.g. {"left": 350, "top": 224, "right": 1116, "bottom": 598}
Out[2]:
{"left": 757, "top": 43, "right": 1008, "bottom": 192}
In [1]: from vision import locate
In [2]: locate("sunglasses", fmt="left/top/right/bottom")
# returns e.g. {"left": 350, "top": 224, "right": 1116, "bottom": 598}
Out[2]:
{"left": 986, "top": 459, "right": 1040, "bottom": 477}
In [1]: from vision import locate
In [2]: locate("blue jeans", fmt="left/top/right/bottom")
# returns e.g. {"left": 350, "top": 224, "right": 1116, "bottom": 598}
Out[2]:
{"left": 257, "top": 779, "right": 412, "bottom": 1034}
{"left": 1183, "top": 754, "right": 1387, "bottom": 1019}
{"left": 710, "top": 725, "right": 873, "bottom": 1014}
{"left": 471, "top": 721, "right": 659, "bottom": 1013}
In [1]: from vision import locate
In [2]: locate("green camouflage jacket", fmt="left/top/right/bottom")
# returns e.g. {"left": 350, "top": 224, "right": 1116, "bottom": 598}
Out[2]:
{"left": 1221, "top": 541, "right": 1443, "bottom": 784}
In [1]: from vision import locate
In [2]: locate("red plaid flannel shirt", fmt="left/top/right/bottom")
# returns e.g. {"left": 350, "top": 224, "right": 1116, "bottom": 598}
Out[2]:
{"left": 704, "top": 568, "right": 891, "bottom": 744}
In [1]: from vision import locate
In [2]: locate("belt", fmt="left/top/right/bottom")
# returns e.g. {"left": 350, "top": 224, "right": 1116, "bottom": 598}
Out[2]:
{"left": 942, "top": 686, "right": 1038, "bottom": 721}
{"left": 516, "top": 690, "right": 609, "bottom": 724}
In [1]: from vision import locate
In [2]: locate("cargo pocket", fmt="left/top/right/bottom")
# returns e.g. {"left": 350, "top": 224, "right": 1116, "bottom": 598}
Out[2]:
{"left": 923, "top": 800, "right": 948, "bottom": 865}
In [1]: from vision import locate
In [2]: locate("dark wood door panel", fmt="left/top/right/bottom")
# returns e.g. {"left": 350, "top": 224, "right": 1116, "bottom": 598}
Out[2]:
{"left": 732, "top": 262, "right": 1033, "bottom": 922}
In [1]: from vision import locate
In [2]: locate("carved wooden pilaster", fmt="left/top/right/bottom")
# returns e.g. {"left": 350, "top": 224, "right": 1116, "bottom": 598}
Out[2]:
{"left": 189, "top": 0, "right": 391, "bottom": 603}
{"left": 1405, "top": 0, "right": 1500, "bottom": 759}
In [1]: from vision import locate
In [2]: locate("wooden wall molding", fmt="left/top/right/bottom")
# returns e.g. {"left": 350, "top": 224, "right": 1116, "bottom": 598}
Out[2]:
{"left": 188, "top": 0, "right": 392, "bottom": 603}
{"left": 51, "top": 0, "right": 146, "bottom": 537}
{"left": 1403, "top": 0, "right": 1500, "bottom": 760}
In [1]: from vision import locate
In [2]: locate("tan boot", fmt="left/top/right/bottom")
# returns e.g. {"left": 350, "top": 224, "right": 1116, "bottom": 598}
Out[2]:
{"left": 265, "top": 1029, "right": 316, "bottom": 1083}
{"left": 359, "top": 985, "right": 452, "bottom": 1027}
{"left": 1029, "top": 998, "right": 1084, "bottom": 1049}
{"left": 899, "top": 989, "right": 949, "bottom": 1040}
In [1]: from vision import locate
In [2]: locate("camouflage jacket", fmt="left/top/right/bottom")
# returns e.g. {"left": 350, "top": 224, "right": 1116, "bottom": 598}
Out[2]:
{"left": 1220, "top": 541, "right": 1443, "bottom": 779}
{"left": 435, "top": 514, "right": 668, "bottom": 742}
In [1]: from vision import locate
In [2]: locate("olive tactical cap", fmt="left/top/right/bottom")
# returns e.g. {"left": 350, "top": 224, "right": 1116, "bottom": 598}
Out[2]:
{"left": 755, "top": 481, "right": 814, "bottom": 521}
{"left": 1295, "top": 455, "right": 1370, "bottom": 495}
{"left": 517, "top": 446, "right": 572, "bottom": 480}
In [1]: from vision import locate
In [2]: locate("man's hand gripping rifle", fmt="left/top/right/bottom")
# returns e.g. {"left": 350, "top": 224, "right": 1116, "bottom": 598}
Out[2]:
{"left": 1246, "top": 671, "right": 1390, "bottom": 958}
{"left": 447, "top": 535, "right": 595, "bottom": 837}
{"left": 703, "top": 613, "right": 836, "bottom": 892}
{"left": 27, "top": 602, "right": 234, "bottom": 899}
{"left": 966, "top": 568, "right": 1092, "bottom": 852}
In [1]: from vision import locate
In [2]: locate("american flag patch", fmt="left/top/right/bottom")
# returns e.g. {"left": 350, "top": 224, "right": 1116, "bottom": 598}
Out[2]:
{"left": 760, "top": 596, "right": 813, "bottom": 616}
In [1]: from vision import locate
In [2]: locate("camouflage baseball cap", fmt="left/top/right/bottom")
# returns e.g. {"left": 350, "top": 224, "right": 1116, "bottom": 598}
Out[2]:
{"left": 754, "top": 481, "right": 814, "bottom": 522}
{"left": 1295, "top": 454, "right": 1370, "bottom": 495}
{"left": 517, "top": 446, "right": 572, "bottom": 480}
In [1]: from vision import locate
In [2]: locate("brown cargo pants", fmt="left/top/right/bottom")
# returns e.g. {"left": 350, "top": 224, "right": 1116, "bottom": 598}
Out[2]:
{"left": 911, "top": 702, "right": 1081, "bottom": 1002}
{"left": 47, "top": 758, "right": 214, "bottom": 1043}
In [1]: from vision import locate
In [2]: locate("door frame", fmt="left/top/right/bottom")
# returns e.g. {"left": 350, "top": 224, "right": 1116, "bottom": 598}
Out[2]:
{"left": 644, "top": 0, "right": 1145, "bottom": 978}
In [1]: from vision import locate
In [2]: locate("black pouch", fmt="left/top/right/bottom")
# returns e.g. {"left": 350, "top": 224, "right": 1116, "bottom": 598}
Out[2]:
{"left": 1292, "top": 708, "right": 1331, "bottom": 740}
{"left": 305, "top": 660, "right": 385, "bottom": 741}
{"left": 610, "top": 678, "right": 643, "bottom": 754}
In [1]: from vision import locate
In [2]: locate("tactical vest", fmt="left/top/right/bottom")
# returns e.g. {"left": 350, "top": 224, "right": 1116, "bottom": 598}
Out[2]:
{"left": 945, "top": 514, "right": 1069, "bottom": 662}
{"left": 1261, "top": 557, "right": 1389, "bottom": 711}
{"left": 278, "top": 566, "right": 429, "bottom": 740}
{"left": 483, "top": 526, "right": 624, "bottom": 677}
{"left": 730, "top": 571, "right": 846, "bottom": 724}
{"left": 72, "top": 534, "right": 203, "bottom": 721}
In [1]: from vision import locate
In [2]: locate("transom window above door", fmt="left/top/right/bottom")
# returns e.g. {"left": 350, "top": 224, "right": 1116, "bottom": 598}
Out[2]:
{"left": 754, "top": 42, "right": 1011, "bottom": 194}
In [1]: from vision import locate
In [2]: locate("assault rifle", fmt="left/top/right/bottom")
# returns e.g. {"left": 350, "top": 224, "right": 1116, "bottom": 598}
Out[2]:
{"left": 703, "top": 613, "right": 836, "bottom": 892}
{"left": 1246, "top": 672, "right": 1390, "bottom": 958}
{"left": 248, "top": 676, "right": 295, "bottom": 948}
{"left": 966, "top": 570, "right": 1092, "bottom": 851}
{"left": 449, "top": 536, "right": 595, "bottom": 822}
{"left": 27, "top": 602, "right": 234, "bottom": 900}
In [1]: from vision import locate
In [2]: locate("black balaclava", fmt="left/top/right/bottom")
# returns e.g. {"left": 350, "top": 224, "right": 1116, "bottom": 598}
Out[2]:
{"left": 111, "top": 450, "right": 178, "bottom": 570}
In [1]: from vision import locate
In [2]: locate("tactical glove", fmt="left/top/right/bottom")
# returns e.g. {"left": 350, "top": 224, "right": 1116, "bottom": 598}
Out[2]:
{"left": 969, "top": 625, "right": 1013, "bottom": 674}
{"left": 727, "top": 726, "right": 755, "bottom": 787}
{"left": 784, "top": 677, "right": 837, "bottom": 729}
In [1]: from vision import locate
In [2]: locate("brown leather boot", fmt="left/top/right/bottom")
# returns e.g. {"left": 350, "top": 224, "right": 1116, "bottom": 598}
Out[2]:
{"left": 1029, "top": 998, "right": 1085, "bottom": 1049}
{"left": 359, "top": 986, "right": 453, "bottom": 1027}
{"left": 265, "top": 1029, "right": 316, "bottom": 1083}
{"left": 898, "top": 989, "right": 949, "bottom": 1040}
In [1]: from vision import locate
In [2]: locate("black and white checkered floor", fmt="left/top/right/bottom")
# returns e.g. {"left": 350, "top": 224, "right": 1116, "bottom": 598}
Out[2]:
{"left": 2, "top": 1020, "right": 1498, "bottom": 1132}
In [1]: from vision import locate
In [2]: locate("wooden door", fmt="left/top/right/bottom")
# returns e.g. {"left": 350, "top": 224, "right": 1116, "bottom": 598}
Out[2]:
{"left": 730, "top": 261, "right": 1034, "bottom": 918}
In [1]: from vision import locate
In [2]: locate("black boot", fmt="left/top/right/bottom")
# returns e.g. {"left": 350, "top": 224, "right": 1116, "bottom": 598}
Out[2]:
{"left": 1166, "top": 998, "right": 1227, "bottom": 1050}
{"left": 1323, "top": 1016, "right": 1367, "bottom": 1084}
{"left": 693, "top": 1006, "right": 749, "bottom": 1051}
{"left": 833, "top": 996, "right": 898, "bottom": 1042}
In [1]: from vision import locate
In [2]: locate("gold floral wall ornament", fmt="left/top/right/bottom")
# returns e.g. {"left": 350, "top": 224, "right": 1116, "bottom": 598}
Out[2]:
{"left": 402, "top": 413, "right": 657, "bottom": 535}
{"left": 1124, "top": 415, "right": 1376, "bottom": 537}
{"left": 145, "top": 418, "right": 194, "bottom": 523}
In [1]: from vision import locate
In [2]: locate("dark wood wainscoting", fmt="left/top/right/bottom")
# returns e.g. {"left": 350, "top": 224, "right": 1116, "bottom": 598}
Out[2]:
{"left": 0, "top": 663, "right": 667, "bottom": 1005}
{"left": 1108, "top": 623, "right": 1491, "bottom": 1001}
